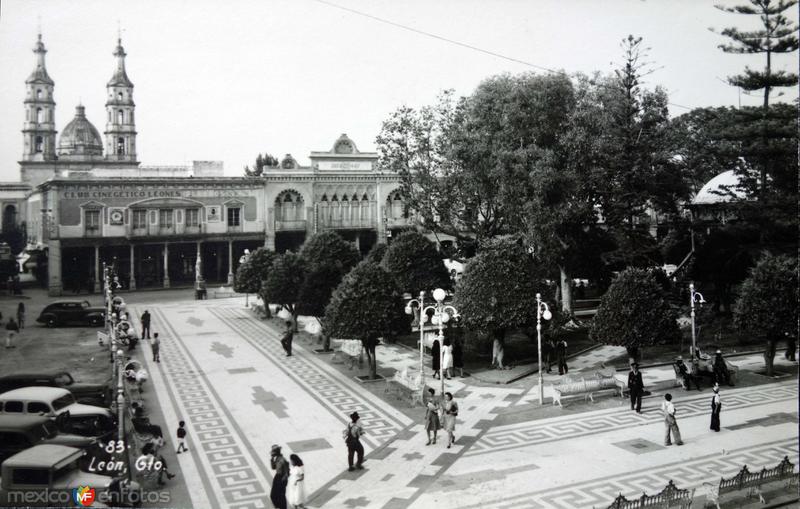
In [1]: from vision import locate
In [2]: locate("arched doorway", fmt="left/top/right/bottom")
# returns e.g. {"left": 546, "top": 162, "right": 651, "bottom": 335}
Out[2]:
{"left": 2, "top": 205, "right": 17, "bottom": 233}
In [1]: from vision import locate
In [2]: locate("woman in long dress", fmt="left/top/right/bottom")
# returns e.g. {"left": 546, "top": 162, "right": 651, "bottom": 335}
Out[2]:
{"left": 710, "top": 384, "right": 721, "bottom": 432}
{"left": 424, "top": 388, "right": 440, "bottom": 445}
{"left": 441, "top": 392, "right": 459, "bottom": 448}
{"left": 287, "top": 454, "right": 306, "bottom": 508}
{"left": 441, "top": 338, "right": 453, "bottom": 379}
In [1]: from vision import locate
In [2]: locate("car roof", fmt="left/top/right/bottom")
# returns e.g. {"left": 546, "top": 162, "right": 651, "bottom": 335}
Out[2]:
{"left": 1, "top": 444, "right": 80, "bottom": 468}
{"left": 46, "top": 301, "right": 87, "bottom": 305}
{"left": 0, "top": 372, "right": 66, "bottom": 380}
{"left": 0, "top": 387, "right": 71, "bottom": 399}
{"left": 0, "top": 414, "right": 52, "bottom": 429}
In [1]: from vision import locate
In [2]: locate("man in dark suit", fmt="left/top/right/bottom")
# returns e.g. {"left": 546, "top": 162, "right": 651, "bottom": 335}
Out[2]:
{"left": 556, "top": 340, "right": 568, "bottom": 375}
{"left": 627, "top": 363, "right": 644, "bottom": 413}
{"left": 140, "top": 310, "right": 151, "bottom": 340}
{"left": 280, "top": 320, "right": 293, "bottom": 357}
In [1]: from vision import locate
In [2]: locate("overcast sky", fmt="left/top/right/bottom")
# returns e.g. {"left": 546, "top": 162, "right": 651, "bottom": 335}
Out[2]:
{"left": 0, "top": 0, "right": 797, "bottom": 181}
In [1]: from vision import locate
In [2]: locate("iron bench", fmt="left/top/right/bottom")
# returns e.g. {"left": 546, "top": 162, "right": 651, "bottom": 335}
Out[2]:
{"left": 597, "top": 480, "right": 694, "bottom": 509}
{"left": 551, "top": 372, "right": 624, "bottom": 408}
{"left": 703, "top": 456, "right": 797, "bottom": 508}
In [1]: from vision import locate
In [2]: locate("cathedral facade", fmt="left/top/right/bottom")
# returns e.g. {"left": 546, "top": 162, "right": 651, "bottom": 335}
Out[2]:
{"left": 4, "top": 33, "right": 413, "bottom": 296}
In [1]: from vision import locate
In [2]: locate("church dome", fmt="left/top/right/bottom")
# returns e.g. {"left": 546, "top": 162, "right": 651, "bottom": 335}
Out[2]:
{"left": 58, "top": 105, "right": 103, "bottom": 157}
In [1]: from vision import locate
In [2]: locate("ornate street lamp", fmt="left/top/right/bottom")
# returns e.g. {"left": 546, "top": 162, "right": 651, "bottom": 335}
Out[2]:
{"left": 689, "top": 283, "right": 705, "bottom": 358}
{"left": 431, "top": 288, "right": 459, "bottom": 396}
{"left": 535, "top": 293, "right": 552, "bottom": 405}
{"left": 404, "top": 291, "right": 427, "bottom": 400}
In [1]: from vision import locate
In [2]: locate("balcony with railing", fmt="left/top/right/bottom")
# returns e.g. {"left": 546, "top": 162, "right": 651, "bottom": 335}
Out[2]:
{"left": 126, "top": 223, "right": 205, "bottom": 237}
{"left": 319, "top": 217, "right": 376, "bottom": 230}
{"left": 386, "top": 216, "right": 414, "bottom": 229}
{"left": 275, "top": 219, "right": 307, "bottom": 231}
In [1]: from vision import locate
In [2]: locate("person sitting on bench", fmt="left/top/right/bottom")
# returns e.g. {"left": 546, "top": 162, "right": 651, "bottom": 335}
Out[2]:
{"left": 675, "top": 356, "right": 700, "bottom": 391}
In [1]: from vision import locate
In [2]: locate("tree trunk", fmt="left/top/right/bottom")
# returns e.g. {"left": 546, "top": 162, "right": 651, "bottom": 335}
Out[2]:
{"left": 366, "top": 342, "right": 378, "bottom": 379}
{"left": 764, "top": 338, "right": 777, "bottom": 377}
{"left": 318, "top": 319, "right": 331, "bottom": 351}
{"left": 626, "top": 345, "right": 641, "bottom": 366}
{"left": 560, "top": 266, "right": 573, "bottom": 315}
{"left": 259, "top": 292, "right": 272, "bottom": 318}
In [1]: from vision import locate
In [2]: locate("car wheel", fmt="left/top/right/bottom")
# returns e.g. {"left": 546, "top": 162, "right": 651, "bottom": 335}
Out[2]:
{"left": 89, "top": 316, "right": 102, "bottom": 327}
{"left": 46, "top": 316, "right": 57, "bottom": 328}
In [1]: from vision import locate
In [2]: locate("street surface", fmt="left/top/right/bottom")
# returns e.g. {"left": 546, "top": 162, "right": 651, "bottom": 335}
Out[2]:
{"left": 131, "top": 297, "right": 798, "bottom": 509}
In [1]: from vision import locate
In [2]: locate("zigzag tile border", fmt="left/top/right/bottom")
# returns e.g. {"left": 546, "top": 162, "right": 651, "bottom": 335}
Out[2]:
{"left": 150, "top": 308, "right": 271, "bottom": 509}
{"left": 459, "top": 439, "right": 798, "bottom": 509}
{"left": 212, "top": 307, "right": 409, "bottom": 448}
{"left": 467, "top": 382, "right": 799, "bottom": 457}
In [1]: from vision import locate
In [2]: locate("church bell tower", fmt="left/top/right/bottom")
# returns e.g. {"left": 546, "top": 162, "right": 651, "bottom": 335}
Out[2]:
{"left": 104, "top": 37, "right": 138, "bottom": 163}
{"left": 22, "top": 33, "right": 57, "bottom": 162}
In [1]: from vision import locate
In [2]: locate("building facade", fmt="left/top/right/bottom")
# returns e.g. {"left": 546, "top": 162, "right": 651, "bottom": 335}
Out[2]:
{"left": 2, "top": 32, "right": 413, "bottom": 295}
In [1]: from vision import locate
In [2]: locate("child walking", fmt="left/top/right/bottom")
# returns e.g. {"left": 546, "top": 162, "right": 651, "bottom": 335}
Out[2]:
{"left": 176, "top": 420, "right": 188, "bottom": 453}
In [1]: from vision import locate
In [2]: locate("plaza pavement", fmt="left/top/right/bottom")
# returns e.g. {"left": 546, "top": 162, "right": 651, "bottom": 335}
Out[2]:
{"left": 131, "top": 296, "right": 798, "bottom": 509}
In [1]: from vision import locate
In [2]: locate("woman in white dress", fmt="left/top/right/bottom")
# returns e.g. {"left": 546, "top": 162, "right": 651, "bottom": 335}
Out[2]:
{"left": 441, "top": 338, "right": 454, "bottom": 379}
{"left": 287, "top": 454, "right": 306, "bottom": 508}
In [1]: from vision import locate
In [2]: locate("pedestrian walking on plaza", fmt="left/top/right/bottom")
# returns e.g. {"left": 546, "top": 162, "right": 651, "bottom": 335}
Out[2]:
{"left": 424, "top": 388, "right": 440, "bottom": 445}
{"left": 281, "top": 320, "right": 293, "bottom": 357}
{"left": 710, "top": 384, "right": 722, "bottom": 432}
{"left": 5, "top": 317, "right": 19, "bottom": 349}
{"left": 453, "top": 336, "right": 464, "bottom": 377}
{"left": 713, "top": 350, "right": 733, "bottom": 386}
{"left": 627, "top": 363, "right": 644, "bottom": 413}
{"left": 176, "top": 420, "right": 188, "bottom": 453}
{"left": 431, "top": 339, "right": 441, "bottom": 379}
{"left": 441, "top": 338, "right": 453, "bottom": 379}
{"left": 287, "top": 454, "right": 307, "bottom": 509}
{"left": 270, "top": 445, "right": 289, "bottom": 509}
{"left": 442, "top": 392, "right": 459, "bottom": 448}
{"left": 151, "top": 333, "right": 161, "bottom": 363}
{"left": 156, "top": 453, "right": 176, "bottom": 485}
{"left": 16, "top": 302, "right": 25, "bottom": 330}
{"left": 141, "top": 310, "right": 151, "bottom": 339}
{"left": 661, "top": 393, "right": 683, "bottom": 446}
{"left": 344, "top": 411, "right": 365, "bottom": 471}
{"left": 556, "top": 339, "right": 569, "bottom": 375}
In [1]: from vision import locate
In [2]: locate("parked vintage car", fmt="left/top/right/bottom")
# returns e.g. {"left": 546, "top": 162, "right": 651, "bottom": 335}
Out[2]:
{"left": 0, "top": 445, "right": 141, "bottom": 507}
{"left": 35, "top": 300, "right": 106, "bottom": 327}
{"left": 0, "top": 371, "right": 109, "bottom": 406}
{"left": 0, "top": 415, "right": 95, "bottom": 466}
{"left": 0, "top": 387, "right": 114, "bottom": 437}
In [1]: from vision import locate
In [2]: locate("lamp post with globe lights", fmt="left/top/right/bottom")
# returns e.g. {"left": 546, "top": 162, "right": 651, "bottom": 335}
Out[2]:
{"left": 689, "top": 283, "right": 706, "bottom": 357}
{"left": 405, "top": 291, "right": 429, "bottom": 399}
{"left": 535, "top": 293, "right": 552, "bottom": 405}
{"left": 431, "top": 288, "right": 459, "bottom": 395}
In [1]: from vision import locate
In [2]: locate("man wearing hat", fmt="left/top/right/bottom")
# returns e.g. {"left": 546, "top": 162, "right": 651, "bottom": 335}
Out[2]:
{"left": 345, "top": 412, "right": 365, "bottom": 471}
{"left": 675, "top": 356, "right": 700, "bottom": 391}
{"left": 269, "top": 444, "right": 289, "bottom": 509}
{"left": 710, "top": 384, "right": 722, "bottom": 432}
{"left": 627, "top": 363, "right": 644, "bottom": 413}
{"left": 713, "top": 350, "right": 732, "bottom": 386}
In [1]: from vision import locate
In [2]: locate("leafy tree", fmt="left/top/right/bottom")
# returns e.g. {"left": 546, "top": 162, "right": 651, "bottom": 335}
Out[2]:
{"left": 244, "top": 152, "right": 280, "bottom": 176}
{"left": 299, "top": 231, "right": 360, "bottom": 270}
{"left": 733, "top": 253, "right": 798, "bottom": 375}
{"left": 569, "top": 38, "right": 678, "bottom": 267}
{"left": 262, "top": 252, "right": 306, "bottom": 328}
{"left": 233, "top": 248, "right": 275, "bottom": 317}
{"left": 691, "top": 225, "right": 756, "bottom": 314}
{"left": 453, "top": 237, "right": 544, "bottom": 357}
{"left": 324, "top": 262, "right": 407, "bottom": 379}
{"left": 365, "top": 243, "right": 388, "bottom": 264}
{"left": 382, "top": 230, "right": 451, "bottom": 295}
{"left": 296, "top": 232, "right": 361, "bottom": 350}
{"left": 713, "top": 1, "right": 799, "bottom": 232}
{"left": 590, "top": 268, "right": 680, "bottom": 363}
{"left": 666, "top": 106, "right": 744, "bottom": 195}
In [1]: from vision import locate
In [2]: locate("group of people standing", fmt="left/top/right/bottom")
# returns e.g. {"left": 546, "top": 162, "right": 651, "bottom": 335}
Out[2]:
{"left": 431, "top": 337, "right": 463, "bottom": 379}
{"left": 423, "top": 388, "right": 459, "bottom": 448}
{"left": 628, "top": 361, "right": 726, "bottom": 445}
{"left": 269, "top": 445, "right": 307, "bottom": 509}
